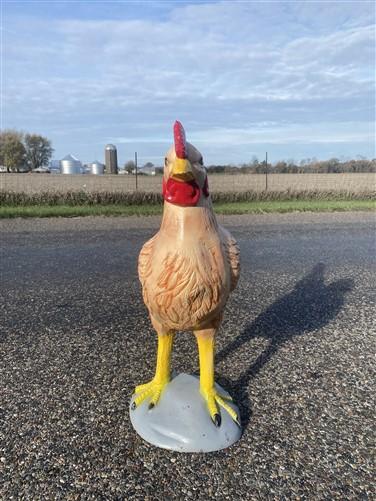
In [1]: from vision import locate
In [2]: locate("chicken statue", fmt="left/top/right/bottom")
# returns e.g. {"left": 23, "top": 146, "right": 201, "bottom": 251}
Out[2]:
{"left": 131, "top": 121, "right": 240, "bottom": 431}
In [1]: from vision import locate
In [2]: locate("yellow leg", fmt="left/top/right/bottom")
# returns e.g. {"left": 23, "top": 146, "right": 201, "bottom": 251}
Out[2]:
{"left": 195, "top": 330, "right": 240, "bottom": 427}
{"left": 132, "top": 332, "right": 174, "bottom": 410}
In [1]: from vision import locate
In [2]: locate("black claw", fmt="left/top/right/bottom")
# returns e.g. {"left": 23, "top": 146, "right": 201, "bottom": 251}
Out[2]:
{"left": 213, "top": 413, "right": 221, "bottom": 427}
{"left": 148, "top": 402, "right": 155, "bottom": 410}
{"left": 131, "top": 402, "right": 137, "bottom": 411}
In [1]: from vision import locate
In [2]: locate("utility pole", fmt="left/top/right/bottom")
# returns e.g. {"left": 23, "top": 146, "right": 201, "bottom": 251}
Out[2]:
{"left": 135, "top": 151, "right": 138, "bottom": 191}
{"left": 265, "top": 151, "right": 268, "bottom": 191}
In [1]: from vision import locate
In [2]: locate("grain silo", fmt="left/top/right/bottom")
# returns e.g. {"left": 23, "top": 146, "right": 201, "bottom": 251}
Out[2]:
{"left": 60, "top": 154, "right": 82, "bottom": 174}
{"left": 105, "top": 144, "right": 118, "bottom": 174}
{"left": 90, "top": 160, "right": 105, "bottom": 175}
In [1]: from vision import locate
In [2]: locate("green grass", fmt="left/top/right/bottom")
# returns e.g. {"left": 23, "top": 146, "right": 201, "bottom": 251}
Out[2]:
{"left": 0, "top": 199, "right": 374, "bottom": 218}
{"left": 1, "top": 189, "right": 375, "bottom": 207}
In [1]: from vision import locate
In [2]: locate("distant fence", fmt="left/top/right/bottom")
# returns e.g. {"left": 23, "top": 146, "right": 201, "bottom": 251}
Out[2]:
{"left": 0, "top": 173, "right": 375, "bottom": 194}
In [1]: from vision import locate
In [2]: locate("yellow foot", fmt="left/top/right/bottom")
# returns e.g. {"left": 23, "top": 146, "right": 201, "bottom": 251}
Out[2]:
{"left": 201, "top": 388, "right": 240, "bottom": 428}
{"left": 131, "top": 379, "right": 169, "bottom": 410}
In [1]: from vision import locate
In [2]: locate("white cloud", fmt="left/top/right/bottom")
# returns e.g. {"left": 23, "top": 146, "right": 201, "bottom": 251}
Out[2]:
{"left": 112, "top": 120, "right": 373, "bottom": 146}
{"left": 5, "top": 3, "right": 374, "bottom": 106}
{"left": 191, "top": 121, "right": 374, "bottom": 145}
{"left": 3, "top": 1, "right": 375, "bottom": 161}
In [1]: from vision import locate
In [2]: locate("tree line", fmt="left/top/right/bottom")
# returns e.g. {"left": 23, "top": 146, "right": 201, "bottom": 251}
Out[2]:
{"left": 1, "top": 129, "right": 374, "bottom": 174}
{"left": 125, "top": 157, "right": 375, "bottom": 174}
{"left": 0, "top": 130, "right": 53, "bottom": 172}
{"left": 207, "top": 157, "right": 376, "bottom": 174}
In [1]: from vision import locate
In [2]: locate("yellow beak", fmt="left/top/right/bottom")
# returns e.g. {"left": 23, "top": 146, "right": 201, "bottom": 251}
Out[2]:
{"left": 171, "top": 157, "right": 194, "bottom": 182}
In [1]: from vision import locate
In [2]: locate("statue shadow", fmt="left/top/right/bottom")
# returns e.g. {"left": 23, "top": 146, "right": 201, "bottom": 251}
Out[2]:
{"left": 216, "top": 263, "right": 353, "bottom": 427}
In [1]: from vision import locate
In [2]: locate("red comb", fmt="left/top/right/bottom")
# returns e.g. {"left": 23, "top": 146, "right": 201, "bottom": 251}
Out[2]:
{"left": 173, "top": 120, "right": 187, "bottom": 159}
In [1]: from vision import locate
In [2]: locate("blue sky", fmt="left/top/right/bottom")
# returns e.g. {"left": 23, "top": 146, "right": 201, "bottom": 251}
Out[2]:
{"left": 2, "top": 0, "right": 375, "bottom": 166}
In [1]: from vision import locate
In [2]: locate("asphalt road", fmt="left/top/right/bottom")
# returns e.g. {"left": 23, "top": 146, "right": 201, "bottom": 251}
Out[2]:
{"left": 0, "top": 213, "right": 375, "bottom": 500}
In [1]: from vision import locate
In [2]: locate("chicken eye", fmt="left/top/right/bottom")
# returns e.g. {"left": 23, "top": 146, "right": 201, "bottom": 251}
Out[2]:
{"left": 164, "top": 157, "right": 168, "bottom": 166}
{"left": 198, "top": 157, "right": 203, "bottom": 165}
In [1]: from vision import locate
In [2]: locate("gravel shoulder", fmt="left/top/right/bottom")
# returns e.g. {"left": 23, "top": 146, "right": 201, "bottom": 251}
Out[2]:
{"left": 0, "top": 212, "right": 375, "bottom": 499}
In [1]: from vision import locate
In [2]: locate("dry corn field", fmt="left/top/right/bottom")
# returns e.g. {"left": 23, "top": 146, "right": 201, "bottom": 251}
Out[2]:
{"left": 0, "top": 173, "right": 375, "bottom": 194}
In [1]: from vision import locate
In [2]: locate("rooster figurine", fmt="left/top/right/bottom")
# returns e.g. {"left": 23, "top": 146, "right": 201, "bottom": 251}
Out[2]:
{"left": 132, "top": 121, "right": 240, "bottom": 427}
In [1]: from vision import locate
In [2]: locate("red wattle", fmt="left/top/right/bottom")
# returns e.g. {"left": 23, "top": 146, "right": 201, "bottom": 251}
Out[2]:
{"left": 163, "top": 177, "right": 200, "bottom": 206}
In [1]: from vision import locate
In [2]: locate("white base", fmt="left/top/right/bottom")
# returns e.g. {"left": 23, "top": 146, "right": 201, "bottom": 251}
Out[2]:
{"left": 130, "top": 373, "right": 242, "bottom": 453}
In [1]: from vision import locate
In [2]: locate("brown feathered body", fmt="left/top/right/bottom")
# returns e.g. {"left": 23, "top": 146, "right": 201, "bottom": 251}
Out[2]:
{"left": 133, "top": 126, "right": 241, "bottom": 429}
{"left": 138, "top": 199, "right": 240, "bottom": 332}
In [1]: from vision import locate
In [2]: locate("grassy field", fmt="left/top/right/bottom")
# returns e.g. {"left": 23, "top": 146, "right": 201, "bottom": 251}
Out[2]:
{"left": 1, "top": 189, "right": 375, "bottom": 207}
{"left": 1, "top": 181, "right": 374, "bottom": 218}
{"left": 0, "top": 199, "right": 374, "bottom": 218}
{"left": 1, "top": 172, "right": 375, "bottom": 194}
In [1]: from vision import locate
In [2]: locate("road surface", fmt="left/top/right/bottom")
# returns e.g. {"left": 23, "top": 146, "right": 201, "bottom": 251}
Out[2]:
{"left": 0, "top": 212, "right": 375, "bottom": 499}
